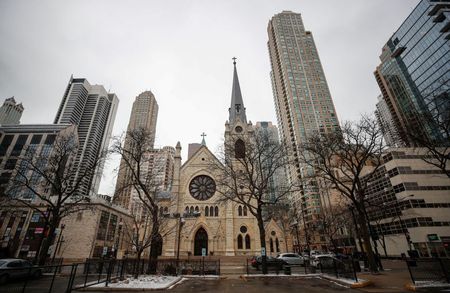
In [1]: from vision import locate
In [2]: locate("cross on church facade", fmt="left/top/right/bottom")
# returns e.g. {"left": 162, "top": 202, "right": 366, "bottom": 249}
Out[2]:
{"left": 232, "top": 57, "right": 237, "bottom": 65}
{"left": 201, "top": 132, "right": 207, "bottom": 140}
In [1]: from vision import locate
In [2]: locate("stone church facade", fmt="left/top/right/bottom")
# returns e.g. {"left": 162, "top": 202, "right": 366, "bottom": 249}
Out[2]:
{"left": 161, "top": 61, "right": 291, "bottom": 257}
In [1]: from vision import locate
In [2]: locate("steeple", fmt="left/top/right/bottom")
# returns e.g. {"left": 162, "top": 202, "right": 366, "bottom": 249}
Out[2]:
{"left": 228, "top": 57, "right": 247, "bottom": 124}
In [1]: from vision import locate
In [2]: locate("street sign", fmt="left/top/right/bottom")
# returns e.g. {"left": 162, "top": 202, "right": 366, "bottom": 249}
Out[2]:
{"left": 427, "top": 234, "right": 439, "bottom": 241}
{"left": 202, "top": 248, "right": 206, "bottom": 256}
{"left": 35, "top": 228, "right": 44, "bottom": 234}
{"left": 261, "top": 247, "right": 266, "bottom": 256}
{"left": 103, "top": 247, "right": 108, "bottom": 256}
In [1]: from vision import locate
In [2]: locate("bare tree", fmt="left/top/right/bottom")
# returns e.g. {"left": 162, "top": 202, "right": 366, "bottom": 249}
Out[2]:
{"left": 211, "top": 132, "right": 298, "bottom": 274}
{"left": 298, "top": 115, "right": 385, "bottom": 273}
{"left": 110, "top": 127, "right": 174, "bottom": 273}
{"left": 316, "top": 203, "right": 349, "bottom": 253}
{"left": 1, "top": 131, "right": 104, "bottom": 265}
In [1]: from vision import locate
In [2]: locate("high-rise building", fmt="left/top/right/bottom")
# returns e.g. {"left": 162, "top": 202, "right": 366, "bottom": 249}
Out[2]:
{"left": 113, "top": 91, "right": 159, "bottom": 210}
{"left": 0, "top": 97, "right": 24, "bottom": 125}
{"left": 54, "top": 77, "right": 119, "bottom": 197}
{"left": 374, "top": 0, "right": 449, "bottom": 146}
{"left": 267, "top": 11, "right": 340, "bottom": 250}
{"left": 375, "top": 95, "right": 404, "bottom": 147}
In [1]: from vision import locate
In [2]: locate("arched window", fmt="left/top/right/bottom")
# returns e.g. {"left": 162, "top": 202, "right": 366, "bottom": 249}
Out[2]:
{"left": 205, "top": 206, "right": 209, "bottom": 217}
{"left": 238, "top": 206, "right": 242, "bottom": 216}
{"left": 243, "top": 206, "right": 247, "bottom": 216}
{"left": 195, "top": 206, "right": 199, "bottom": 213}
{"left": 275, "top": 238, "right": 280, "bottom": 252}
{"left": 164, "top": 207, "right": 168, "bottom": 214}
{"left": 210, "top": 206, "right": 214, "bottom": 217}
{"left": 190, "top": 206, "right": 194, "bottom": 214}
{"left": 235, "top": 139, "right": 245, "bottom": 158}
{"left": 185, "top": 206, "right": 189, "bottom": 215}
{"left": 245, "top": 234, "right": 251, "bottom": 249}
{"left": 215, "top": 206, "right": 219, "bottom": 217}
{"left": 270, "top": 238, "right": 274, "bottom": 252}
{"left": 237, "top": 235, "right": 243, "bottom": 249}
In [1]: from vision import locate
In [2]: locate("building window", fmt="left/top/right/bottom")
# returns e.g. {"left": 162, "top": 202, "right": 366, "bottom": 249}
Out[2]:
{"left": 237, "top": 235, "right": 243, "bottom": 249}
{"left": 245, "top": 234, "right": 251, "bottom": 249}
{"left": 270, "top": 238, "right": 274, "bottom": 252}
{"left": 205, "top": 206, "right": 209, "bottom": 217}
{"left": 238, "top": 206, "right": 242, "bottom": 216}
{"left": 215, "top": 206, "right": 219, "bottom": 217}
{"left": 210, "top": 206, "right": 214, "bottom": 217}
{"left": 243, "top": 206, "right": 247, "bottom": 216}
{"left": 235, "top": 139, "right": 245, "bottom": 159}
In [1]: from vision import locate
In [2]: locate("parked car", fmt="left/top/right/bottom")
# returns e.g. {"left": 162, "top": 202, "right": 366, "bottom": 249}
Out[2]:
{"left": 276, "top": 253, "right": 304, "bottom": 265}
{"left": 310, "top": 255, "right": 342, "bottom": 269}
{"left": 0, "top": 259, "right": 42, "bottom": 284}
{"left": 250, "top": 256, "right": 286, "bottom": 270}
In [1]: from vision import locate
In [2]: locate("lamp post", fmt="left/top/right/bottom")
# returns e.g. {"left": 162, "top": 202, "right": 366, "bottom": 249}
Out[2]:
{"left": 383, "top": 195, "right": 414, "bottom": 252}
{"left": 51, "top": 223, "right": 65, "bottom": 264}
{"left": 171, "top": 210, "right": 200, "bottom": 275}
{"left": 348, "top": 205, "right": 362, "bottom": 256}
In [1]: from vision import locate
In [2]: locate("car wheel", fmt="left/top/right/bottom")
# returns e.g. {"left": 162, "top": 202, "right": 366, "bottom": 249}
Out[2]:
{"left": 33, "top": 270, "right": 42, "bottom": 278}
{"left": 0, "top": 274, "right": 9, "bottom": 285}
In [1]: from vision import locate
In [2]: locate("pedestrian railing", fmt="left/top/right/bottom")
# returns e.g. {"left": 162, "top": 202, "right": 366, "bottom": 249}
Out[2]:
{"left": 405, "top": 258, "right": 450, "bottom": 284}
{"left": 0, "top": 257, "right": 220, "bottom": 293}
{"left": 245, "top": 257, "right": 359, "bottom": 282}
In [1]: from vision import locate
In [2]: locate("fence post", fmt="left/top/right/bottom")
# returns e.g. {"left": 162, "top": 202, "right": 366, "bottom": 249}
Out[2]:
{"left": 351, "top": 257, "right": 358, "bottom": 283}
{"left": 98, "top": 261, "right": 103, "bottom": 283}
{"left": 66, "top": 264, "right": 78, "bottom": 293}
{"left": 84, "top": 262, "right": 90, "bottom": 287}
{"left": 120, "top": 259, "right": 125, "bottom": 280}
{"left": 22, "top": 266, "right": 33, "bottom": 293}
{"left": 105, "top": 260, "right": 113, "bottom": 287}
{"left": 333, "top": 258, "right": 338, "bottom": 279}
{"left": 438, "top": 258, "right": 450, "bottom": 283}
{"left": 405, "top": 258, "right": 416, "bottom": 285}
{"left": 49, "top": 264, "right": 59, "bottom": 293}
{"left": 246, "top": 259, "right": 249, "bottom": 275}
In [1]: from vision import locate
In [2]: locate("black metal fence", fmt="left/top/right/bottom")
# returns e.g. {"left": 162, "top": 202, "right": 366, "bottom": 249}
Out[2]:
{"left": 0, "top": 258, "right": 221, "bottom": 293}
{"left": 245, "top": 257, "right": 359, "bottom": 281}
{"left": 405, "top": 258, "right": 450, "bottom": 284}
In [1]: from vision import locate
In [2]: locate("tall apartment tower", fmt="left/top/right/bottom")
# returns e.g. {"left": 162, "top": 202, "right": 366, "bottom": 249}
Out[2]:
{"left": 54, "top": 77, "right": 119, "bottom": 197}
{"left": 113, "top": 91, "right": 159, "bottom": 210}
{"left": 0, "top": 97, "right": 24, "bottom": 125}
{"left": 374, "top": 0, "right": 449, "bottom": 146}
{"left": 267, "top": 11, "right": 340, "bottom": 250}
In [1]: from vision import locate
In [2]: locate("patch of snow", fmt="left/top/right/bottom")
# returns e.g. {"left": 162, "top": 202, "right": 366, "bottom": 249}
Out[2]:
{"left": 415, "top": 281, "right": 450, "bottom": 288}
{"left": 93, "top": 275, "right": 181, "bottom": 289}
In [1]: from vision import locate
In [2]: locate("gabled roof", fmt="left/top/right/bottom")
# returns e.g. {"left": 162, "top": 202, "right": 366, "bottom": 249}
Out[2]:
{"left": 181, "top": 144, "right": 223, "bottom": 170}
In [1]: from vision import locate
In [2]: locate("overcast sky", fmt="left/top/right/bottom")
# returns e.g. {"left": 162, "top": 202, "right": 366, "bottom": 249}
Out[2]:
{"left": 0, "top": 0, "right": 420, "bottom": 195}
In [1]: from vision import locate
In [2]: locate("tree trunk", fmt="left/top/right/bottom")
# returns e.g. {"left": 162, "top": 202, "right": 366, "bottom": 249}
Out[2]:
{"left": 37, "top": 218, "right": 59, "bottom": 266}
{"left": 135, "top": 250, "right": 142, "bottom": 278}
{"left": 356, "top": 211, "right": 378, "bottom": 272}
{"left": 147, "top": 210, "right": 160, "bottom": 274}
{"left": 256, "top": 210, "right": 268, "bottom": 274}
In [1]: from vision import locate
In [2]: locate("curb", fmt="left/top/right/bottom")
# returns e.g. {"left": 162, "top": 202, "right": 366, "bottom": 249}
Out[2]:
{"left": 405, "top": 283, "right": 416, "bottom": 291}
{"left": 404, "top": 282, "right": 450, "bottom": 292}
{"left": 350, "top": 280, "right": 372, "bottom": 288}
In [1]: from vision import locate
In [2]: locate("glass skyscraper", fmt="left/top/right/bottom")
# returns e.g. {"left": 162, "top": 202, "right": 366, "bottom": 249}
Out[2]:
{"left": 374, "top": 0, "right": 449, "bottom": 146}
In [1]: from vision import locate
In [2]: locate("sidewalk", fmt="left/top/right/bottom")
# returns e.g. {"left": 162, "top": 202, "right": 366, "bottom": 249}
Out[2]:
{"left": 356, "top": 259, "right": 411, "bottom": 292}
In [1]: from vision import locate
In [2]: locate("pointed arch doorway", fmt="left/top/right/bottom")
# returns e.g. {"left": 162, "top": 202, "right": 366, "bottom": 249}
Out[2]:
{"left": 194, "top": 227, "right": 208, "bottom": 256}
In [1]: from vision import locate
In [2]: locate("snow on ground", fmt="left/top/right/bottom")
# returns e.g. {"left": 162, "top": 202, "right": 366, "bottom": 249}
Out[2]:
{"left": 93, "top": 275, "right": 181, "bottom": 289}
{"left": 414, "top": 281, "right": 450, "bottom": 288}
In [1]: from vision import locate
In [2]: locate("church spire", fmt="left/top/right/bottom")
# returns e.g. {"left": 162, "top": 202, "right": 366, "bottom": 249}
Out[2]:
{"left": 229, "top": 57, "right": 247, "bottom": 124}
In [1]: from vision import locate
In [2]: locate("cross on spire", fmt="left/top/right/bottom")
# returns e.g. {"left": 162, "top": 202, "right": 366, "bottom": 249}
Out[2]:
{"left": 201, "top": 132, "right": 207, "bottom": 146}
{"left": 232, "top": 57, "right": 237, "bottom": 65}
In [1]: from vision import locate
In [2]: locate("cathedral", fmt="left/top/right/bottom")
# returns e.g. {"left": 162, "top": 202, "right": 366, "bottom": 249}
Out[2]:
{"left": 161, "top": 60, "right": 291, "bottom": 257}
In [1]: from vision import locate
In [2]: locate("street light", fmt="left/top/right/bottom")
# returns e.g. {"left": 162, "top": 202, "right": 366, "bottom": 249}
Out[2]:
{"left": 51, "top": 223, "right": 65, "bottom": 264}
{"left": 382, "top": 194, "right": 414, "bottom": 252}
{"left": 169, "top": 210, "right": 201, "bottom": 275}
